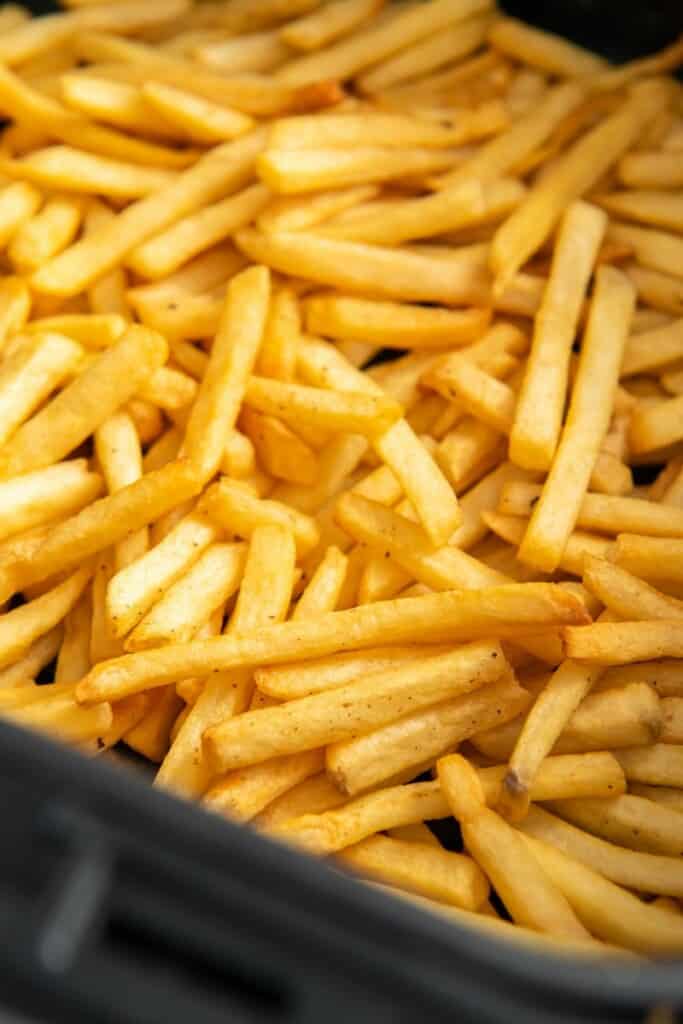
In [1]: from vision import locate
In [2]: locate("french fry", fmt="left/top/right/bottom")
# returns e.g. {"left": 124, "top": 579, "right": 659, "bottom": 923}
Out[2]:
{"left": 0, "top": 325, "right": 166, "bottom": 480}
{"left": 0, "top": 626, "right": 62, "bottom": 690}
{"left": 488, "top": 17, "right": 605, "bottom": 76}
{"left": 293, "top": 546, "right": 348, "bottom": 620}
{"left": 549, "top": 794, "right": 683, "bottom": 858}
{"left": 127, "top": 185, "right": 270, "bottom": 280}
{"left": 4, "top": 693, "right": 112, "bottom": 745}
{"left": 630, "top": 785, "right": 683, "bottom": 816}
{"left": 328, "top": 674, "right": 531, "bottom": 796}
{"left": 257, "top": 286, "right": 300, "bottom": 381}
{"left": 277, "top": 0, "right": 493, "bottom": 86}
{"left": 607, "top": 221, "right": 683, "bottom": 281}
{"left": 439, "top": 753, "right": 591, "bottom": 939}
{"left": 305, "top": 294, "right": 490, "bottom": 350}
{"left": 240, "top": 408, "right": 317, "bottom": 486}
{"left": 202, "top": 478, "right": 319, "bottom": 556}
{"left": 95, "top": 411, "right": 148, "bottom": 572}
{"left": 0, "top": 461, "right": 102, "bottom": 543}
{"left": 598, "top": 189, "right": 683, "bottom": 234}
{"left": 155, "top": 524, "right": 297, "bottom": 798}
{"left": 619, "top": 150, "right": 683, "bottom": 189}
{"left": 205, "top": 642, "right": 506, "bottom": 773}
{"left": 245, "top": 376, "right": 402, "bottom": 437}
{"left": 54, "top": 592, "right": 91, "bottom": 686}
{"left": 626, "top": 264, "right": 683, "bottom": 317}
{"left": 59, "top": 74, "right": 182, "bottom": 140}
{"left": 485, "top": 512, "right": 612, "bottom": 579}
{"left": 614, "top": 534, "right": 683, "bottom": 585}
{"left": 594, "top": 660, "right": 683, "bottom": 699}
{"left": 254, "top": 773, "right": 348, "bottom": 829}
{"left": 142, "top": 81, "right": 254, "bottom": 144}
{"left": 520, "top": 833, "right": 683, "bottom": 954}
{"left": 583, "top": 556, "right": 683, "bottom": 623}
{"left": 194, "top": 31, "right": 291, "bottom": 75}
{"left": 519, "top": 806, "right": 683, "bottom": 900}
{"left": 510, "top": 201, "right": 606, "bottom": 471}
{"left": 8, "top": 194, "right": 82, "bottom": 274}
{"left": 358, "top": 15, "right": 494, "bottom": 94}
{"left": 31, "top": 129, "right": 265, "bottom": 296}
{"left": 127, "top": 543, "right": 246, "bottom": 651}
{"left": 124, "top": 685, "right": 184, "bottom": 764}
{"left": 203, "top": 748, "right": 324, "bottom": 822}
{"left": 0, "top": 332, "right": 83, "bottom": 448}
{"left": 299, "top": 337, "right": 460, "bottom": 545}
{"left": 490, "top": 80, "right": 671, "bottom": 291}
{"left": 518, "top": 266, "right": 635, "bottom": 572}
{"left": 182, "top": 265, "right": 270, "bottom": 482}
{"left": 280, "top": 0, "right": 385, "bottom": 52}
{"left": 0, "top": 565, "right": 91, "bottom": 670}
{"left": 630, "top": 394, "right": 683, "bottom": 455}
{"left": 340, "top": 834, "right": 489, "bottom": 911}
{"left": 22, "top": 313, "right": 126, "bottom": 348}
{"left": 563, "top": 621, "right": 683, "bottom": 665}
{"left": 258, "top": 185, "right": 378, "bottom": 234}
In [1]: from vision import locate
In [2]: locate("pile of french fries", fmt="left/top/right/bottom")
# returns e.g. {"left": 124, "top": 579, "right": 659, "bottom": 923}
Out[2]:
{"left": 0, "top": 0, "right": 682, "bottom": 959}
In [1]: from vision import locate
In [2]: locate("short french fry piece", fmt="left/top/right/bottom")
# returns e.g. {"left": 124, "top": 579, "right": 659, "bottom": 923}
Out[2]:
{"left": 340, "top": 834, "right": 489, "bottom": 912}
{"left": 142, "top": 80, "right": 254, "bottom": 144}
{"left": 518, "top": 266, "right": 635, "bottom": 572}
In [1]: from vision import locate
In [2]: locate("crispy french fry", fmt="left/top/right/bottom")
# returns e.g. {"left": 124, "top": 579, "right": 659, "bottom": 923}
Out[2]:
{"left": 490, "top": 81, "right": 671, "bottom": 291}
{"left": 3, "top": 693, "right": 112, "bottom": 745}
{"left": 549, "top": 794, "right": 683, "bottom": 858}
{"left": 205, "top": 642, "right": 507, "bottom": 773}
{"left": 203, "top": 748, "right": 324, "bottom": 822}
{"left": 518, "top": 266, "right": 635, "bottom": 572}
{"left": 510, "top": 201, "right": 606, "bottom": 471}
{"left": 182, "top": 265, "right": 270, "bottom": 483}
{"left": 202, "top": 478, "right": 319, "bottom": 556}
{"left": 0, "top": 325, "right": 167, "bottom": 480}
{"left": 439, "top": 753, "right": 590, "bottom": 938}
{"left": 340, "top": 834, "right": 489, "bottom": 911}
{"left": 0, "top": 332, "right": 82, "bottom": 448}
{"left": 124, "top": 685, "right": 183, "bottom": 764}
{"left": 0, "top": 460, "right": 102, "bottom": 543}
{"left": 583, "top": 556, "right": 683, "bottom": 623}
{"left": 328, "top": 674, "right": 531, "bottom": 796}
{"left": 254, "top": 773, "right": 348, "bottom": 829}
{"left": 240, "top": 408, "right": 318, "bottom": 486}
{"left": 245, "top": 376, "right": 401, "bottom": 436}
{"left": 563, "top": 621, "right": 683, "bottom": 664}
{"left": 614, "top": 534, "right": 683, "bottom": 585}
{"left": 127, "top": 543, "right": 246, "bottom": 651}
{"left": 54, "top": 592, "right": 91, "bottom": 686}
{"left": 0, "top": 565, "right": 91, "bottom": 670}
{"left": 519, "top": 806, "right": 683, "bottom": 900}
{"left": 293, "top": 546, "right": 348, "bottom": 620}
{"left": 520, "top": 833, "right": 683, "bottom": 954}
{"left": 0, "top": 626, "right": 62, "bottom": 691}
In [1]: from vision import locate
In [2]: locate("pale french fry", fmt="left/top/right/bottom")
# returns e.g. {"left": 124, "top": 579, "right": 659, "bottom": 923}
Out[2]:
{"left": 662, "top": 697, "right": 683, "bottom": 744}
{"left": 438, "top": 753, "right": 590, "bottom": 939}
{"left": 305, "top": 294, "right": 490, "bottom": 350}
{"left": 127, "top": 186, "right": 270, "bottom": 280}
{"left": 95, "top": 411, "right": 147, "bottom": 572}
{"left": 54, "top": 592, "right": 91, "bottom": 686}
{"left": 31, "top": 130, "right": 265, "bottom": 296}
{"left": 490, "top": 81, "right": 671, "bottom": 291}
{"left": 202, "top": 478, "right": 319, "bottom": 556}
{"left": 127, "top": 543, "right": 246, "bottom": 651}
{"left": 8, "top": 194, "right": 82, "bottom": 273}
{"left": 59, "top": 74, "right": 182, "bottom": 140}
{"left": 432, "top": 81, "right": 585, "bottom": 190}
{"left": 358, "top": 15, "right": 494, "bottom": 94}
{"left": 519, "top": 806, "right": 683, "bottom": 900}
{"left": 340, "top": 834, "right": 489, "bottom": 911}
{"left": 319, "top": 177, "right": 525, "bottom": 246}
{"left": 502, "top": 660, "right": 605, "bottom": 821}
{"left": 220, "top": 430, "right": 257, "bottom": 480}
{"left": 258, "top": 145, "right": 464, "bottom": 195}
{"left": 182, "top": 265, "right": 270, "bottom": 483}
{"left": 488, "top": 16, "right": 605, "bottom": 76}
{"left": 619, "top": 150, "right": 683, "bottom": 189}
{"left": 298, "top": 337, "right": 460, "bottom": 545}
{"left": 0, "top": 565, "right": 91, "bottom": 670}
{"left": 630, "top": 785, "right": 683, "bottom": 816}
{"left": 89, "top": 549, "right": 123, "bottom": 665}
{"left": 607, "top": 221, "right": 683, "bottom": 281}
{"left": 626, "top": 264, "right": 683, "bottom": 317}
{"left": 280, "top": 0, "right": 384, "bottom": 52}
{"left": 142, "top": 81, "right": 254, "bottom": 144}
{"left": 520, "top": 833, "right": 683, "bottom": 954}
{"left": 614, "top": 534, "right": 683, "bottom": 584}
{"left": 22, "top": 313, "right": 126, "bottom": 348}
{"left": 277, "top": 0, "right": 493, "bottom": 87}
{"left": 139, "top": 366, "right": 197, "bottom": 413}
{"left": 598, "top": 190, "right": 683, "bottom": 234}
{"left": 626, "top": 320, "right": 683, "bottom": 381}
{"left": 549, "top": 794, "right": 683, "bottom": 858}
{"left": 205, "top": 0, "right": 322, "bottom": 33}
{"left": 630, "top": 394, "right": 683, "bottom": 455}
{"left": 241, "top": 408, "right": 318, "bottom": 486}
{"left": 518, "top": 266, "right": 635, "bottom": 572}
{"left": 257, "top": 286, "right": 300, "bottom": 381}
{"left": 0, "top": 626, "right": 62, "bottom": 690}
{"left": 563, "top": 621, "right": 683, "bottom": 665}
{"left": 258, "top": 185, "right": 378, "bottom": 234}
{"left": 595, "top": 661, "right": 683, "bottom": 699}
{"left": 205, "top": 642, "right": 507, "bottom": 774}
{"left": 0, "top": 332, "right": 82, "bottom": 448}
{"left": 0, "top": 276, "right": 30, "bottom": 352}
{"left": 0, "top": 460, "right": 102, "bottom": 543}
{"left": 583, "top": 556, "right": 683, "bottom": 623}
{"left": 616, "top": 745, "right": 683, "bottom": 789}
{"left": 510, "top": 201, "right": 606, "bottom": 471}
{"left": 327, "top": 675, "right": 531, "bottom": 796}
{"left": 194, "top": 31, "right": 291, "bottom": 75}
{"left": 155, "top": 524, "right": 297, "bottom": 798}
{"left": 0, "top": 325, "right": 167, "bottom": 480}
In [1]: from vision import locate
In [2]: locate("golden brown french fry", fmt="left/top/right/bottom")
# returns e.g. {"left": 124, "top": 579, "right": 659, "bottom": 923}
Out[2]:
{"left": 0, "top": 625, "right": 62, "bottom": 690}
{"left": 0, "top": 461, "right": 102, "bottom": 543}
{"left": 614, "top": 534, "right": 683, "bottom": 585}
{"left": 277, "top": 0, "right": 493, "bottom": 86}
{"left": 510, "top": 201, "right": 606, "bottom": 471}
{"left": 328, "top": 675, "right": 531, "bottom": 796}
{"left": 0, "top": 565, "right": 91, "bottom": 670}
{"left": 293, "top": 546, "right": 348, "bottom": 620}
{"left": 255, "top": 773, "right": 348, "bottom": 829}
{"left": 280, "top": 0, "right": 384, "bottom": 52}
{"left": 202, "top": 478, "right": 319, "bottom": 556}
{"left": 619, "top": 150, "right": 683, "bottom": 189}
{"left": 583, "top": 556, "right": 683, "bottom": 623}
{"left": 341, "top": 833, "right": 489, "bottom": 911}
{"left": 519, "top": 805, "right": 683, "bottom": 900}
{"left": 245, "top": 376, "right": 402, "bottom": 436}
{"left": 630, "top": 393, "right": 683, "bottom": 455}
{"left": 205, "top": 642, "right": 506, "bottom": 774}
{"left": 0, "top": 325, "right": 167, "bottom": 480}
{"left": 438, "top": 753, "right": 591, "bottom": 939}
{"left": 127, "top": 543, "right": 246, "bottom": 651}
{"left": 549, "top": 794, "right": 683, "bottom": 858}
{"left": 563, "top": 620, "right": 683, "bottom": 664}
{"left": 299, "top": 337, "right": 460, "bottom": 545}
{"left": 520, "top": 833, "right": 683, "bottom": 954}
{"left": 518, "top": 266, "right": 635, "bottom": 572}
{"left": 124, "top": 685, "right": 183, "bottom": 764}
{"left": 31, "top": 129, "right": 264, "bottom": 296}
{"left": 357, "top": 14, "right": 493, "bottom": 94}
{"left": 3, "top": 693, "right": 112, "bottom": 745}
{"left": 490, "top": 80, "right": 671, "bottom": 291}
{"left": 22, "top": 312, "right": 126, "bottom": 348}
{"left": 182, "top": 265, "right": 270, "bottom": 483}
{"left": 238, "top": 410, "right": 310, "bottom": 487}
{"left": 127, "top": 185, "right": 270, "bottom": 280}
{"left": 155, "top": 524, "right": 297, "bottom": 798}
